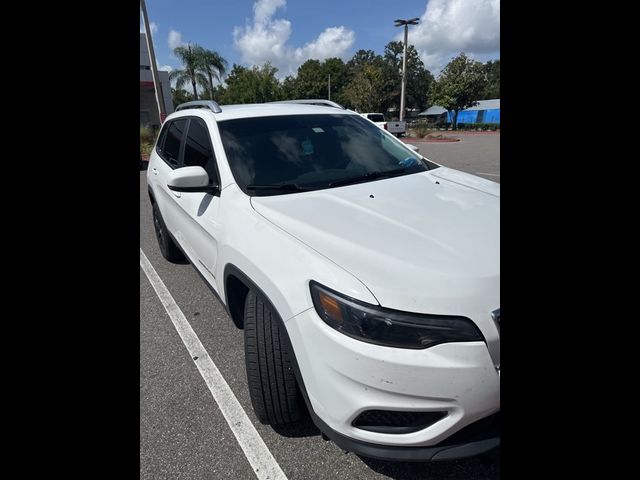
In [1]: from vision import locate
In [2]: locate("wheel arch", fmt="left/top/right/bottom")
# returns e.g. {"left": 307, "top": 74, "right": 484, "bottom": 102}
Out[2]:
{"left": 223, "top": 262, "right": 316, "bottom": 423}
{"left": 223, "top": 263, "right": 283, "bottom": 331}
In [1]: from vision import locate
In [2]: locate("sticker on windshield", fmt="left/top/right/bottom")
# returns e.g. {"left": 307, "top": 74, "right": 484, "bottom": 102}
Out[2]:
{"left": 312, "top": 127, "right": 324, "bottom": 133}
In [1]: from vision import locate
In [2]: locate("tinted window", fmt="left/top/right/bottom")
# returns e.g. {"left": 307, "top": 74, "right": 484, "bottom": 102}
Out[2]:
{"left": 183, "top": 119, "right": 218, "bottom": 183}
{"left": 218, "top": 114, "right": 427, "bottom": 196}
{"left": 155, "top": 123, "right": 169, "bottom": 154}
{"left": 163, "top": 119, "right": 187, "bottom": 167}
{"left": 367, "top": 114, "right": 385, "bottom": 122}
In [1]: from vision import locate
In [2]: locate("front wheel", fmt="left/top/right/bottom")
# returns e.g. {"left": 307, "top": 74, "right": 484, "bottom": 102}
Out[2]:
{"left": 244, "top": 290, "right": 303, "bottom": 425}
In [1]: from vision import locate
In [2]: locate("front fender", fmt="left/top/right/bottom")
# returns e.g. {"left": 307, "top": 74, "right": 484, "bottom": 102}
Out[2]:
{"left": 216, "top": 185, "right": 378, "bottom": 323}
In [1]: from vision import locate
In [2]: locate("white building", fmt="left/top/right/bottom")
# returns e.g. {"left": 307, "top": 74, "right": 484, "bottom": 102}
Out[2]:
{"left": 140, "top": 33, "right": 173, "bottom": 130}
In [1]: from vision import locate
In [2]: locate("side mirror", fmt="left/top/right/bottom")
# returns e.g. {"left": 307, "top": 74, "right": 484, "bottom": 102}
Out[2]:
{"left": 167, "top": 166, "right": 218, "bottom": 194}
{"left": 406, "top": 144, "right": 420, "bottom": 154}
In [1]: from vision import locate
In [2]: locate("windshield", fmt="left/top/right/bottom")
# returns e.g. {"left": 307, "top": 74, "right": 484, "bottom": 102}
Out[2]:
{"left": 218, "top": 114, "right": 430, "bottom": 196}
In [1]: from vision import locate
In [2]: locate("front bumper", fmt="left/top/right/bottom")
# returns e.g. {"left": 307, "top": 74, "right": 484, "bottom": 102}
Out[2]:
{"left": 285, "top": 307, "right": 500, "bottom": 458}
{"left": 315, "top": 411, "right": 500, "bottom": 461}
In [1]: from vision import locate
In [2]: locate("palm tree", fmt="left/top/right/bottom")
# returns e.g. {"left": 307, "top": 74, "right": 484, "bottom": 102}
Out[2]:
{"left": 196, "top": 47, "right": 228, "bottom": 100}
{"left": 169, "top": 44, "right": 207, "bottom": 100}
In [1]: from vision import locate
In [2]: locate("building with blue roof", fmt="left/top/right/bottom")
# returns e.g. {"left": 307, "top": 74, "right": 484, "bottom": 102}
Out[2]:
{"left": 418, "top": 99, "right": 500, "bottom": 125}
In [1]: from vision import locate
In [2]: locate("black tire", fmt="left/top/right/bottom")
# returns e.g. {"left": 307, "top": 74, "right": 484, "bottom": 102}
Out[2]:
{"left": 152, "top": 202, "right": 184, "bottom": 262}
{"left": 244, "top": 290, "right": 302, "bottom": 425}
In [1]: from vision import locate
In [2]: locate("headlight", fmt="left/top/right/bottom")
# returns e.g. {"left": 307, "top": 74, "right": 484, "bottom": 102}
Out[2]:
{"left": 310, "top": 281, "right": 484, "bottom": 349}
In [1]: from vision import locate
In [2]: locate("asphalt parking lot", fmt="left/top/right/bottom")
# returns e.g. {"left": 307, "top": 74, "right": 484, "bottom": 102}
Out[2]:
{"left": 403, "top": 133, "right": 500, "bottom": 183}
{"left": 140, "top": 133, "right": 501, "bottom": 479}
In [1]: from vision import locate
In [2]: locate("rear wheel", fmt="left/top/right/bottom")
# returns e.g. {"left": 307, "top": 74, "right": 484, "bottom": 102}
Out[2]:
{"left": 152, "top": 203, "right": 184, "bottom": 262}
{"left": 244, "top": 290, "right": 303, "bottom": 425}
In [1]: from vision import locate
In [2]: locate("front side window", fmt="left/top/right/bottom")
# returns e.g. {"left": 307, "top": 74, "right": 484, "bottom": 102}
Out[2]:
{"left": 218, "top": 114, "right": 430, "bottom": 196}
{"left": 183, "top": 119, "right": 218, "bottom": 184}
{"left": 162, "top": 119, "right": 187, "bottom": 167}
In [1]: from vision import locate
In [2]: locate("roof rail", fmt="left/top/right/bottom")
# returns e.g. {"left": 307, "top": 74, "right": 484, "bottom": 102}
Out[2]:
{"left": 270, "top": 99, "right": 346, "bottom": 109}
{"left": 175, "top": 100, "right": 222, "bottom": 114}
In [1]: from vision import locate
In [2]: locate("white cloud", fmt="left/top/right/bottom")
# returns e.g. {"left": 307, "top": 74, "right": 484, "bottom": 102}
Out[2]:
{"left": 159, "top": 65, "right": 173, "bottom": 72}
{"left": 140, "top": 20, "right": 158, "bottom": 35}
{"left": 254, "top": 0, "right": 286, "bottom": 24}
{"left": 233, "top": 0, "right": 355, "bottom": 76}
{"left": 403, "top": 0, "right": 500, "bottom": 74}
{"left": 168, "top": 29, "right": 184, "bottom": 50}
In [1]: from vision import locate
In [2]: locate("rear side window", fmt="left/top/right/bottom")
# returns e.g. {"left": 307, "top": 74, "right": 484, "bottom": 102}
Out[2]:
{"left": 162, "top": 119, "right": 187, "bottom": 167}
{"left": 183, "top": 119, "right": 218, "bottom": 184}
{"left": 155, "top": 124, "right": 168, "bottom": 154}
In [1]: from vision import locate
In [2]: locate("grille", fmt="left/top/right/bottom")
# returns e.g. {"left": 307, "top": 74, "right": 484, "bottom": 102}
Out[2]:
{"left": 353, "top": 410, "right": 447, "bottom": 434}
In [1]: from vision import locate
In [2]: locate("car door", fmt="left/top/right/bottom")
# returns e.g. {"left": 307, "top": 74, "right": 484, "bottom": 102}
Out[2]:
{"left": 171, "top": 117, "right": 222, "bottom": 281}
{"left": 148, "top": 118, "right": 188, "bottom": 241}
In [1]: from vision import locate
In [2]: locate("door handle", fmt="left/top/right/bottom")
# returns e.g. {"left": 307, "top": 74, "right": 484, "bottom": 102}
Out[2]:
{"left": 151, "top": 168, "right": 159, "bottom": 175}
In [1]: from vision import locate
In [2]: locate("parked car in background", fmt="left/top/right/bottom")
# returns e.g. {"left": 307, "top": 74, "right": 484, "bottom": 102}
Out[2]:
{"left": 359, "top": 113, "right": 406, "bottom": 137}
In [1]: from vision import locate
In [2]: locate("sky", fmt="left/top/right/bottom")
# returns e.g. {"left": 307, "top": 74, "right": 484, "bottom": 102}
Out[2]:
{"left": 141, "top": 0, "right": 500, "bottom": 78}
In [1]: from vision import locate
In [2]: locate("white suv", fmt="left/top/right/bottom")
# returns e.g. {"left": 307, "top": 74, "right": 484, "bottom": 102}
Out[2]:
{"left": 147, "top": 100, "right": 500, "bottom": 461}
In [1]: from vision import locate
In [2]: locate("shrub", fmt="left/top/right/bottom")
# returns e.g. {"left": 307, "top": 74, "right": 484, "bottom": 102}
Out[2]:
{"left": 140, "top": 125, "right": 158, "bottom": 155}
{"left": 415, "top": 122, "right": 431, "bottom": 138}
{"left": 140, "top": 125, "right": 156, "bottom": 145}
{"left": 141, "top": 142, "right": 154, "bottom": 156}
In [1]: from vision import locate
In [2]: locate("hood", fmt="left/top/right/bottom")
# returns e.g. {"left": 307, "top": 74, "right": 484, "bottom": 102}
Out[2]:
{"left": 250, "top": 167, "right": 500, "bottom": 318}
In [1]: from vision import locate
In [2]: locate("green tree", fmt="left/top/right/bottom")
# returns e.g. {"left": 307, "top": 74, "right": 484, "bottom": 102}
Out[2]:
{"left": 289, "top": 58, "right": 348, "bottom": 100}
{"left": 278, "top": 58, "right": 348, "bottom": 102}
{"left": 170, "top": 44, "right": 208, "bottom": 99}
{"left": 280, "top": 75, "right": 297, "bottom": 99}
{"left": 222, "top": 63, "right": 283, "bottom": 104}
{"left": 293, "top": 59, "right": 325, "bottom": 98}
{"left": 341, "top": 64, "right": 395, "bottom": 113}
{"left": 210, "top": 84, "right": 227, "bottom": 102}
{"left": 347, "top": 49, "right": 378, "bottom": 72}
{"left": 322, "top": 57, "right": 348, "bottom": 101}
{"left": 196, "top": 47, "right": 228, "bottom": 100}
{"left": 171, "top": 88, "right": 194, "bottom": 108}
{"left": 429, "top": 53, "right": 487, "bottom": 130}
{"left": 482, "top": 59, "right": 500, "bottom": 99}
{"left": 383, "top": 41, "right": 434, "bottom": 112}
{"left": 342, "top": 50, "right": 397, "bottom": 113}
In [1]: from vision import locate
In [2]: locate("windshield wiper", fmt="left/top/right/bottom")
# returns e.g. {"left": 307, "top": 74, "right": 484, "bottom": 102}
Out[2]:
{"left": 328, "top": 167, "right": 409, "bottom": 188}
{"left": 246, "top": 183, "right": 313, "bottom": 192}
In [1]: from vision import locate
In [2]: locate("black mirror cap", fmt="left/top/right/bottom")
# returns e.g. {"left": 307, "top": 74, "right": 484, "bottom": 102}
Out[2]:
{"left": 167, "top": 182, "right": 220, "bottom": 195}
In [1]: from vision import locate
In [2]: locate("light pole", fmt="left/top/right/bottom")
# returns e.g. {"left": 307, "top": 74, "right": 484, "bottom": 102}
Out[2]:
{"left": 394, "top": 17, "right": 420, "bottom": 122}
{"left": 140, "top": 0, "right": 166, "bottom": 123}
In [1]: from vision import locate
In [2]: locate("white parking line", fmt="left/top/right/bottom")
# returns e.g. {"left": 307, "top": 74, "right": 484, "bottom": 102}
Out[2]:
{"left": 475, "top": 172, "right": 500, "bottom": 177}
{"left": 140, "top": 248, "right": 288, "bottom": 480}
